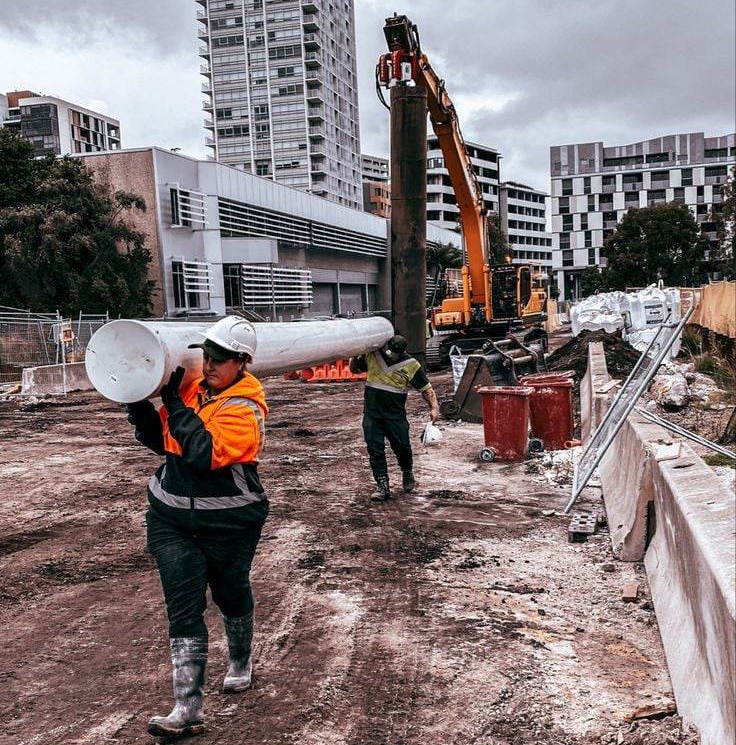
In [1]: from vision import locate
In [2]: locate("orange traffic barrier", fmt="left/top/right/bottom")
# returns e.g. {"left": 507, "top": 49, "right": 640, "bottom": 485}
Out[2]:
{"left": 285, "top": 358, "right": 366, "bottom": 383}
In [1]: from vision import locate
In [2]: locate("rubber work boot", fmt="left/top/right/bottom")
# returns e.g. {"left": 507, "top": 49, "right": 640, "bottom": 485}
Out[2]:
{"left": 370, "top": 476, "right": 391, "bottom": 502}
{"left": 222, "top": 613, "right": 253, "bottom": 692}
{"left": 402, "top": 470, "right": 416, "bottom": 493}
{"left": 147, "top": 636, "right": 208, "bottom": 738}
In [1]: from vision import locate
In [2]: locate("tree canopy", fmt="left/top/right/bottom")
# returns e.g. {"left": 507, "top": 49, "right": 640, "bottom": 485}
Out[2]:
{"left": 487, "top": 211, "right": 511, "bottom": 264}
{"left": 706, "top": 164, "right": 735, "bottom": 279}
{"left": 602, "top": 202, "right": 709, "bottom": 289}
{"left": 0, "top": 128, "right": 155, "bottom": 316}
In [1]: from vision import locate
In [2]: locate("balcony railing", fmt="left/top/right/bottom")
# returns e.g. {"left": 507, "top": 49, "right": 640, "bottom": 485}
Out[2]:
{"left": 200, "top": 64, "right": 211, "bottom": 75}
{"left": 302, "top": 12, "right": 319, "bottom": 30}
{"left": 197, "top": 10, "right": 207, "bottom": 21}
{"left": 204, "top": 118, "right": 215, "bottom": 129}
{"left": 199, "top": 45, "right": 210, "bottom": 57}
{"left": 303, "top": 32, "right": 321, "bottom": 47}
{"left": 623, "top": 182, "right": 642, "bottom": 192}
{"left": 601, "top": 183, "right": 616, "bottom": 194}
{"left": 308, "top": 125, "right": 325, "bottom": 138}
{"left": 705, "top": 176, "right": 727, "bottom": 185}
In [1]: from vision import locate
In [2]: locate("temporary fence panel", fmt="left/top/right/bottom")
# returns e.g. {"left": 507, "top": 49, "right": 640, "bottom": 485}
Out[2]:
{"left": 564, "top": 306, "right": 694, "bottom": 514}
{"left": 0, "top": 309, "right": 109, "bottom": 384}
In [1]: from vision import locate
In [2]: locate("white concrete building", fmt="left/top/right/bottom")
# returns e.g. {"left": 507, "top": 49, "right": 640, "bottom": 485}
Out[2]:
{"left": 77, "top": 147, "right": 459, "bottom": 319}
{"left": 361, "top": 153, "right": 389, "bottom": 182}
{"left": 426, "top": 137, "right": 500, "bottom": 231}
{"left": 550, "top": 132, "right": 736, "bottom": 300}
{"left": 500, "top": 181, "right": 553, "bottom": 274}
{"left": 1, "top": 90, "right": 121, "bottom": 157}
{"left": 197, "top": 0, "right": 363, "bottom": 210}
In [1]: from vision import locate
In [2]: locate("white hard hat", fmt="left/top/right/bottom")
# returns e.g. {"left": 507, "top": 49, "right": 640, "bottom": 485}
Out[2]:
{"left": 188, "top": 316, "right": 257, "bottom": 360}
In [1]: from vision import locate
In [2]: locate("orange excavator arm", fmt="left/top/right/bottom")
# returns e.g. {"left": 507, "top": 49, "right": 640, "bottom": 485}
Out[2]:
{"left": 378, "top": 14, "right": 491, "bottom": 322}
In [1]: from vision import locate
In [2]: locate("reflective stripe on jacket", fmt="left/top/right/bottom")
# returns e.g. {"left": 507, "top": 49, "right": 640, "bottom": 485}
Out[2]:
{"left": 148, "top": 372, "right": 268, "bottom": 510}
{"left": 364, "top": 351, "right": 431, "bottom": 394}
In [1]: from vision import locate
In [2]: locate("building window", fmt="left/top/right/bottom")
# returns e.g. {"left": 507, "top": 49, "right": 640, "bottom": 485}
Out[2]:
{"left": 562, "top": 179, "right": 572, "bottom": 196}
{"left": 172, "top": 261, "right": 185, "bottom": 308}
{"left": 587, "top": 195, "right": 595, "bottom": 211}
{"left": 580, "top": 214, "right": 588, "bottom": 231}
{"left": 558, "top": 197, "right": 569, "bottom": 215}
{"left": 584, "top": 230, "right": 592, "bottom": 248}
{"left": 583, "top": 177, "right": 591, "bottom": 195}
{"left": 681, "top": 168, "right": 693, "bottom": 186}
{"left": 588, "top": 248, "right": 596, "bottom": 265}
{"left": 562, "top": 249, "right": 574, "bottom": 267}
{"left": 559, "top": 232, "right": 571, "bottom": 249}
{"left": 223, "top": 264, "right": 242, "bottom": 307}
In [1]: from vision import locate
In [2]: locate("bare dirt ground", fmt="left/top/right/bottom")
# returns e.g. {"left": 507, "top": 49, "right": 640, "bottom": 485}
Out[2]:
{"left": 0, "top": 368, "right": 699, "bottom": 744}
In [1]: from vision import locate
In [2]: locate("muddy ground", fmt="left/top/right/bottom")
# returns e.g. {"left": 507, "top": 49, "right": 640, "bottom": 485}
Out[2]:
{"left": 0, "top": 370, "right": 699, "bottom": 744}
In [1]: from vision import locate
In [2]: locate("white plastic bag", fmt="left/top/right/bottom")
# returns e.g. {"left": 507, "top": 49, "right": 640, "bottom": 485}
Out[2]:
{"left": 421, "top": 422, "right": 443, "bottom": 446}
{"left": 449, "top": 345, "right": 469, "bottom": 392}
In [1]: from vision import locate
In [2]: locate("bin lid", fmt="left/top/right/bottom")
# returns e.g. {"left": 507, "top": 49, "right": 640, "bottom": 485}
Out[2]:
{"left": 519, "top": 374, "right": 574, "bottom": 388}
{"left": 476, "top": 385, "right": 534, "bottom": 396}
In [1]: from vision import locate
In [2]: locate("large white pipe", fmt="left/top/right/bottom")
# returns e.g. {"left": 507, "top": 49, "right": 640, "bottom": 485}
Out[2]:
{"left": 85, "top": 317, "right": 394, "bottom": 403}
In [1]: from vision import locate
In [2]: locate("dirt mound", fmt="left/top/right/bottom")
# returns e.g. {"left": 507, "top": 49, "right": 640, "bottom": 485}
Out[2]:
{"left": 546, "top": 330, "right": 640, "bottom": 430}
{"left": 547, "top": 329, "right": 640, "bottom": 382}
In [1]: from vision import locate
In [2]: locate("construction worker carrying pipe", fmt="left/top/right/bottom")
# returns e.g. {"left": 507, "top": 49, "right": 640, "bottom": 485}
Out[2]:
{"left": 123, "top": 317, "right": 268, "bottom": 739}
{"left": 350, "top": 334, "right": 439, "bottom": 501}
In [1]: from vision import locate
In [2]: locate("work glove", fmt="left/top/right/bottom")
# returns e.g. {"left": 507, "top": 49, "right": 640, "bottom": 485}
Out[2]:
{"left": 160, "top": 366, "right": 186, "bottom": 409}
{"left": 122, "top": 400, "right": 155, "bottom": 426}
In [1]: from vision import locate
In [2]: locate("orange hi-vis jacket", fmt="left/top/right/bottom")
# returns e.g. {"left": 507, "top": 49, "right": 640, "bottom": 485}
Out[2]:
{"left": 134, "top": 373, "right": 268, "bottom": 513}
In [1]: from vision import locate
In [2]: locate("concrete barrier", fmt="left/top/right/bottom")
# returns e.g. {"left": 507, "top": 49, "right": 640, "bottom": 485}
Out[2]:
{"left": 580, "top": 342, "right": 613, "bottom": 444}
{"left": 21, "top": 362, "right": 93, "bottom": 396}
{"left": 645, "top": 445, "right": 736, "bottom": 745}
{"left": 584, "top": 347, "right": 736, "bottom": 744}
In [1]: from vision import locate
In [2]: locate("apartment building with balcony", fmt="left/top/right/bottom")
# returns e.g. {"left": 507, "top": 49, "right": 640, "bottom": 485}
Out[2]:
{"left": 361, "top": 153, "right": 390, "bottom": 218}
{"left": 499, "top": 181, "right": 553, "bottom": 274}
{"left": 361, "top": 153, "right": 389, "bottom": 182}
{"left": 197, "top": 0, "right": 363, "bottom": 210}
{"left": 549, "top": 132, "right": 736, "bottom": 300}
{"left": 1, "top": 90, "right": 121, "bottom": 157}
{"left": 426, "top": 138, "right": 500, "bottom": 231}
{"left": 77, "top": 147, "right": 459, "bottom": 318}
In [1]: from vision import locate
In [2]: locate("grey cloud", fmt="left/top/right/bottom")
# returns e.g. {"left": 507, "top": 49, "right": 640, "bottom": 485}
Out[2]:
{"left": 356, "top": 0, "right": 735, "bottom": 188}
{"left": 0, "top": 0, "right": 195, "bottom": 53}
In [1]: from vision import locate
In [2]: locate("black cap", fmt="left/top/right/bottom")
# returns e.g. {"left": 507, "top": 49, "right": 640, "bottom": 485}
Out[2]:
{"left": 187, "top": 338, "right": 238, "bottom": 362}
{"left": 386, "top": 335, "right": 407, "bottom": 354}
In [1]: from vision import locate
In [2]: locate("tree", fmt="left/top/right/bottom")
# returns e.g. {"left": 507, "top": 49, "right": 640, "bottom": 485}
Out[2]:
{"left": 0, "top": 128, "right": 155, "bottom": 316}
{"left": 603, "top": 203, "right": 708, "bottom": 290}
{"left": 706, "top": 164, "right": 735, "bottom": 279}
{"left": 426, "top": 241, "right": 462, "bottom": 306}
{"left": 487, "top": 211, "right": 511, "bottom": 264}
{"left": 580, "top": 266, "right": 607, "bottom": 297}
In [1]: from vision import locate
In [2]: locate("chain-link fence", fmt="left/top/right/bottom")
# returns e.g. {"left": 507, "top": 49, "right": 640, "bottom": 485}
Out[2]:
{"left": 0, "top": 307, "right": 109, "bottom": 385}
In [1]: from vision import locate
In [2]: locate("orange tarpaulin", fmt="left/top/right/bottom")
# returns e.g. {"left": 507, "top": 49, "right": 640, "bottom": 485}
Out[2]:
{"left": 690, "top": 281, "right": 736, "bottom": 339}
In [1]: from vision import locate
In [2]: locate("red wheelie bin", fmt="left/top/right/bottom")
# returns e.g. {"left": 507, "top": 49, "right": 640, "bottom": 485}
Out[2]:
{"left": 519, "top": 372, "right": 574, "bottom": 451}
{"left": 476, "top": 386, "right": 534, "bottom": 462}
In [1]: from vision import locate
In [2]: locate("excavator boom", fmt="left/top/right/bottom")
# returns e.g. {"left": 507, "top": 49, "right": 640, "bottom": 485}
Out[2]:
{"left": 379, "top": 14, "right": 489, "bottom": 317}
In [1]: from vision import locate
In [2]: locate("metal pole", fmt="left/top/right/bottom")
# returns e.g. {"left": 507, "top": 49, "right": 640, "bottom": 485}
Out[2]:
{"left": 635, "top": 407, "right": 736, "bottom": 460}
{"left": 390, "top": 84, "right": 428, "bottom": 367}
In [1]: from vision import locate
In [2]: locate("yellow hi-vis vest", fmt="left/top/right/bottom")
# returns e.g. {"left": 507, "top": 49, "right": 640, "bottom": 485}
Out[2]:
{"left": 364, "top": 351, "right": 431, "bottom": 394}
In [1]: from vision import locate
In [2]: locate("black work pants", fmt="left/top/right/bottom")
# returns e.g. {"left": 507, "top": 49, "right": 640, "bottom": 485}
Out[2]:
{"left": 362, "top": 413, "right": 413, "bottom": 482}
{"left": 146, "top": 508, "right": 263, "bottom": 639}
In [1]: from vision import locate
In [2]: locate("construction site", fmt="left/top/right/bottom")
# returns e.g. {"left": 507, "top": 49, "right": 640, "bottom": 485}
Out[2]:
{"left": 1, "top": 10, "right": 735, "bottom": 745}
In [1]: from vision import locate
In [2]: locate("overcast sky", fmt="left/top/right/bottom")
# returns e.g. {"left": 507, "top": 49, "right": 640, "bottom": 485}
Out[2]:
{"left": 1, "top": 0, "right": 733, "bottom": 192}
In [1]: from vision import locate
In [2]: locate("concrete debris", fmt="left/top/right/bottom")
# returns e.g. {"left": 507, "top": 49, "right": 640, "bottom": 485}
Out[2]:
{"left": 622, "top": 582, "right": 640, "bottom": 602}
{"left": 649, "top": 371, "right": 690, "bottom": 410}
{"left": 526, "top": 446, "right": 580, "bottom": 486}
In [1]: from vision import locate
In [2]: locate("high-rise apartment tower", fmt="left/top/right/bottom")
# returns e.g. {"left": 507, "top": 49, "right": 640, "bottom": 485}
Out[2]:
{"left": 197, "top": 0, "right": 363, "bottom": 209}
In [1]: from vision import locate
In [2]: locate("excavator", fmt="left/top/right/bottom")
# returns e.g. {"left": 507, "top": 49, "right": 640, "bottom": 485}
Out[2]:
{"left": 377, "top": 14, "right": 548, "bottom": 372}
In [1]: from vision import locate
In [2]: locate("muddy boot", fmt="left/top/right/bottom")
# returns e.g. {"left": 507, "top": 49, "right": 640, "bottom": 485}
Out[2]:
{"left": 222, "top": 613, "right": 253, "bottom": 693}
{"left": 370, "top": 476, "right": 391, "bottom": 502}
{"left": 402, "top": 470, "right": 416, "bottom": 493}
{"left": 147, "top": 637, "right": 208, "bottom": 738}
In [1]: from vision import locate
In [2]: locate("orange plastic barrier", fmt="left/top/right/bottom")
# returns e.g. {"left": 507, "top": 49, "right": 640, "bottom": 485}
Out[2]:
{"left": 283, "top": 359, "right": 366, "bottom": 383}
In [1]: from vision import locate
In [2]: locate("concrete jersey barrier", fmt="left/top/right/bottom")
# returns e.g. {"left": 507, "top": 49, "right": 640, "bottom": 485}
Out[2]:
{"left": 583, "top": 343, "right": 735, "bottom": 744}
